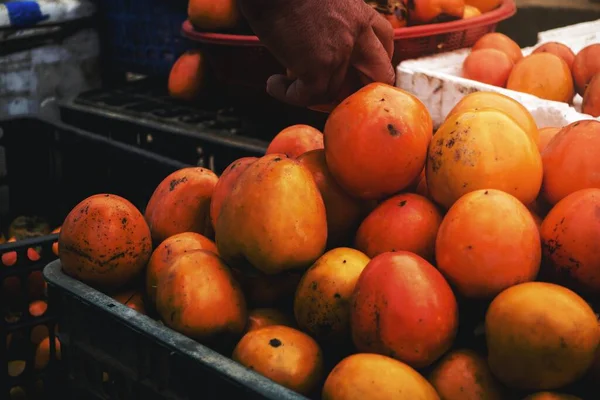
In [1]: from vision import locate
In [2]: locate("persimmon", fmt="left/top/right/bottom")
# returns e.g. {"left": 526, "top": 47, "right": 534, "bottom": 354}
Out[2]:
{"left": 351, "top": 251, "right": 458, "bottom": 368}
{"left": 541, "top": 188, "right": 600, "bottom": 295}
{"left": 216, "top": 154, "right": 327, "bottom": 275}
{"left": 462, "top": 4, "right": 481, "bottom": 18}
{"left": 188, "top": 0, "right": 240, "bottom": 31}
{"left": 156, "top": 250, "right": 247, "bottom": 343}
{"left": 266, "top": 125, "right": 324, "bottom": 159}
{"left": 485, "top": 282, "right": 599, "bottom": 390}
{"left": 324, "top": 83, "right": 433, "bottom": 200}
{"left": 355, "top": 193, "right": 442, "bottom": 262}
{"left": 582, "top": 73, "right": 600, "bottom": 117}
{"left": 462, "top": 49, "right": 514, "bottom": 87}
{"left": 572, "top": 43, "right": 600, "bottom": 96}
{"left": 146, "top": 232, "right": 218, "bottom": 305}
{"left": 507, "top": 53, "right": 575, "bottom": 103}
{"left": 404, "top": 0, "right": 465, "bottom": 25}
{"left": 447, "top": 91, "right": 539, "bottom": 145}
{"left": 232, "top": 325, "right": 324, "bottom": 396}
{"left": 294, "top": 247, "right": 370, "bottom": 342}
{"left": 28, "top": 300, "right": 47, "bottom": 317}
{"left": 51, "top": 226, "right": 61, "bottom": 256}
{"left": 472, "top": 32, "right": 523, "bottom": 64}
{"left": 537, "top": 127, "right": 561, "bottom": 153}
{"left": 426, "top": 108, "right": 542, "bottom": 209}
{"left": 210, "top": 157, "right": 257, "bottom": 230}
{"left": 34, "top": 337, "right": 61, "bottom": 370}
{"left": 428, "top": 349, "right": 503, "bottom": 400}
{"left": 532, "top": 42, "right": 576, "bottom": 71}
{"left": 59, "top": 194, "right": 152, "bottom": 291}
{"left": 168, "top": 50, "right": 206, "bottom": 101}
{"left": 322, "top": 353, "right": 439, "bottom": 400}
{"left": 541, "top": 120, "right": 600, "bottom": 204}
{"left": 145, "top": 167, "right": 218, "bottom": 244}
{"left": 436, "top": 189, "right": 541, "bottom": 299}
{"left": 297, "top": 150, "right": 365, "bottom": 248}
{"left": 465, "top": 0, "right": 501, "bottom": 13}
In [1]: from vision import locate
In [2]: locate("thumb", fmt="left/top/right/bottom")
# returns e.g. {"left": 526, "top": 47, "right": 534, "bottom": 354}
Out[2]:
{"left": 266, "top": 74, "right": 330, "bottom": 107}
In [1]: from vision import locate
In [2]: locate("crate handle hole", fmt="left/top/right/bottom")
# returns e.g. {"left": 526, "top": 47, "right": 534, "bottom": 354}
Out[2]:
{"left": 107, "top": 303, "right": 116, "bottom": 308}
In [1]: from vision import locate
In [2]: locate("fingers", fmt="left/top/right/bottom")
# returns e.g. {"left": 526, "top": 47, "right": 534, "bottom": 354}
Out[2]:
{"left": 351, "top": 26, "right": 396, "bottom": 86}
{"left": 267, "top": 58, "right": 350, "bottom": 107}
{"left": 266, "top": 74, "right": 330, "bottom": 107}
{"left": 371, "top": 12, "right": 395, "bottom": 59}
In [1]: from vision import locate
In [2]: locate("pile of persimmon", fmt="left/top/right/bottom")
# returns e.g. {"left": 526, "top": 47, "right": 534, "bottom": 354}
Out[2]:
{"left": 462, "top": 33, "right": 600, "bottom": 115}
{"left": 367, "top": 0, "right": 500, "bottom": 28}
{"left": 187, "top": 0, "right": 501, "bottom": 34}
{"left": 57, "top": 84, "right": 600, "bottom": 399}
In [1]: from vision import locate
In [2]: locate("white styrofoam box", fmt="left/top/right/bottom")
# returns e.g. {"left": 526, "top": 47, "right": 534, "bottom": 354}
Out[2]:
{"left": 396, "top": 22, "right": 600, "bottom": 128}
{"left": 0, "top": 29, "right": 101, "bottom": 119}
{"left": 538, "top": 19, "right": 600, "bottom": 44}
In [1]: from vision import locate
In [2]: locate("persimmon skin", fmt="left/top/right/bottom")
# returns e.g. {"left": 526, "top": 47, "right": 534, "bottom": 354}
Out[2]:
{"left": 297, "top": 150, "right": 364, "bottom": 248}
{"left": 146, "top": 232, "right": 218, "bottom": 305}
{"left": 324, "top": 83, "right": 433, "bottom": 201}
{"left": 59, "top": 194, "right": 152, "bottom": 291}
{"left": 156, "top": 250, "right": 247, "bottom": 343}
{"left": 446, "top": 91, "right": 539, "bottom": 146}
{"left": 485, "top": 282, "right": 600, "bottom": 390}
{"left": 428, "top": 349, "right": 504, "bottom": 400}
{"left": 145, "top": 167, "right": 218, "bottom": 244}
{"left": 533, "top": 42, "right": 576, "bottom": 71}
{"left": 472, "top": 32, "right": 523, "bottom": 64}
{"left": 541, "top": 120, "right": 600, "bottom": 205}
{"left": 266, "top": 125, "right": 324, "bottom": 159}
{"left": 188, "top": 0, "right": 240, "bottom": 31}
{"left": 572, "top": 44, "right": 600, "bottom": 96}
{"left": 507, "top": 53, "right": 575, "bottom": 103}
{"left": 210, "top": 157, "right": 257, "bottom": 230}
{"left": 582, "top": 73, "right": 600, "bottom": 118}
{"left": 435, "top": 189, "right": 541, "bottom": 299}
{"left": 426, "top": 108, "right": 543, "bottom": 210}
{"left": 355, "top": 193, "right": 443, "bottom": 262}
{"left": 168, "top": 50, "right": 206, "bottom": 101}
{"left": 232, "top": 325, "right": 324, "bottom": 396}
{"left": 351, "top": 251, "right": 458, "bottom": 369}
{"left": 541, "top": 188, "right": 600, "bottom": 295}
{"left": 462, "top": 49, "right": 514, "bottom": 87}
{"left": 404, "top": 0, "right": 465, "bottom": 25}
{"left": 322, "top": 353, "right": 440, "bottom": 400}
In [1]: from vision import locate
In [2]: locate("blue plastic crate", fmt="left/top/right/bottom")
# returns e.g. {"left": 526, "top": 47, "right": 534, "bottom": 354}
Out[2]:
{"left": 98, "top": 0, "right": 189, "bottom": 77}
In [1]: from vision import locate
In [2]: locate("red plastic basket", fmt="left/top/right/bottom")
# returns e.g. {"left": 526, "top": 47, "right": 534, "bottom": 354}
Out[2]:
{"left": 182, "top": 0, "right": 516, "bottom": 90}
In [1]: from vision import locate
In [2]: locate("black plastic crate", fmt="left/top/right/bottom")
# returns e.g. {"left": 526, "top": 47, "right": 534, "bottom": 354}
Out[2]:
{"left": 44, "top": 260, "right": 307, "bottom": 400}
{"left": 58, "top": 78, "right": 328, "bottom": 173}
{"left": 0, "top": 116, "right": 190, "bottom": 399}
{"left": 95, "top": 0, "right": 190, "bottom": 77}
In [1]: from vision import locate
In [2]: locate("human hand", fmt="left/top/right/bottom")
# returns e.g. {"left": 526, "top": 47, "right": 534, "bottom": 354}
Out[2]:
{"left": 238, "top": 0, "right": 395, "bottom": 107}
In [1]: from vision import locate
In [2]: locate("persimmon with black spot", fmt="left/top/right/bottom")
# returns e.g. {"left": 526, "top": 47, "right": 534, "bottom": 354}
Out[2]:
{"left": 232, "top": 325, "right": 324, "bottom": 395}
{"left": 324, "top": 83, "right": 433, "bottom": 201}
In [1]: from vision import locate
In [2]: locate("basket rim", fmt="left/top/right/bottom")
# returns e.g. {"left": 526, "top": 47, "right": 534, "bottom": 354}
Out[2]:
{"left": 182, "top": 0, "right": 516, "bottom": 46}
